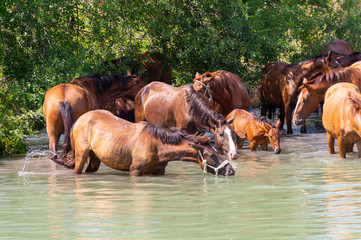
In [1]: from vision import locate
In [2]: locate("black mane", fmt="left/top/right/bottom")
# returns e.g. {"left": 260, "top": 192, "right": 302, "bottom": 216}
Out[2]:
{"left": 144, "top": 124, "right": 185, "bottom": 145}
{"left": 184, "top": 84, "right": 224, "bottom": 123}
{"left": 71, "top": 74, "right": 137, "bottom": 93}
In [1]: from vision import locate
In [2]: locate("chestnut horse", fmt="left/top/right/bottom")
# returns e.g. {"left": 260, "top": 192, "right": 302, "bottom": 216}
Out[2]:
{"left": 134, "top": 82, "right": 238, "bottom": 161}
{"left": 226, "top": 109, "right": 281, "bottom": 154}
{"left": 261, "top": 52, "right": 336, "bottom": 134}
{"left": 193, "top": 70, "right": 250, "bottom": 116}
{"left": 320, "top": 39, "right": 352, "bottom": 55}
{"left": 293, "top": 61, "right": 361, "bottom": 126}
{"left": 43, "top": 74, "right": 145, "bottom": 163}
{"left": 322, "top": 82, "right": 361, "bottom": 158}
{"left": 68, "top": 110, "right": 235, "bottom": 176}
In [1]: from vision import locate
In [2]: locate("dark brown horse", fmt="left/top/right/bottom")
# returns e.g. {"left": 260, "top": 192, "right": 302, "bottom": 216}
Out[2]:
{"left": 134, "top": 82, "right": 238, "bottom": 161}
{"left": 102, "top": 97, "right": 135, "bottom": 122}
{"left": 68, "top": 110, "right": 235, "bottom": 176}
{"left": 322, "top": 83, "right": 361, "bottom": 158}
{"left": 193, "top": 70, "right": 250, "bottom": 116}
{"left": 293, "top": 61, "right": 361, "bottom": 126}
{"left": 261, "top": 52, "right": 336, "bottom": 134}
{"left": 43, "top": 74, "right": 145, "bottom": 164}
{"left": 333, "top": 51, "right": 361, "bottom": 68}
{"left": 103, "top": 51, "right": 172, "bottom": 84}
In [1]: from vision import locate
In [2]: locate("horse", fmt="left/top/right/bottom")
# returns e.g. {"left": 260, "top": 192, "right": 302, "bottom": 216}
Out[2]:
{"left": 322, "top": 82, "right": 361, "bottom": 158}
{"left": 134, "top": 82, "right": 239, "bottom": 161}
{"left": 320, "top": 39, "right": 352, "bottom": 55}
{"left": 102, "top": 97, "right": 135, "bottom": 122}
{"left": 102, "top": 51, "right": 172, "bottom": 84}
{"left": 261, "top": 51, "right": 336, "bottom": 134}
{"left": 293, "top": 61, "right": 361, "bottom": 126}
{"left": 42, "top": 74, "right": 145, "bottom": 164}
{"left": 67, "top": 110, "right": 235, "bottom": 176}
{"left": 192, "top": 70, "right": 251, "bottom": 116}
{"left": 226, "top": 109, "right": 281, "bottom": 154}
{"left": 334, "top": 51, "right": 361, "bottom": 68}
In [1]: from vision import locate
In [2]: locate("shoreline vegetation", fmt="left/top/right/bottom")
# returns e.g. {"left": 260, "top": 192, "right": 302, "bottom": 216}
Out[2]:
{"left": 1, "top": 0, "right": 361, "bottom": 156}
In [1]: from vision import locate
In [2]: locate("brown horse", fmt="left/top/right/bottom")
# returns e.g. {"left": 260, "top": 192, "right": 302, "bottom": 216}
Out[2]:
{"left": 293, "top": 61, "right": 361, "bottom": 126}
{"left": 322, "top": 82, "right": 361, "bottom": 158}
{"left": 134, "top": 82, "right": 238, "bottom": 161}
{"left": 192, "top": 70, "right": 251, "bottom": 116}
{"left": 261, "top": 52, "right": 336, "bottom": 134}
{"left": 226, "top": 109, "right": 281, "bottom": 154}
{"left": 102, "top": 97, "right": 135, "bottom": 122}
{"left": 320, "top": 39, "right": 352, "bottom": 55}
{"left": 103, "top": 51, "right": 172, "bottom": 84}
{"left": 43, "top": 74, "right": 145, "bottom": 164}
{"left": 68, "top": 110, "right": 235, "bottom": 176}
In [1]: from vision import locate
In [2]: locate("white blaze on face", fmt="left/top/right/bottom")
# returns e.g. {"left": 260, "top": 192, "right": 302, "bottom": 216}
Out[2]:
{"left": 295, "top": 90, "right": 304, "bottom": 113}
{"left": 225, "top": 127, "right": 237, "bottom": 158}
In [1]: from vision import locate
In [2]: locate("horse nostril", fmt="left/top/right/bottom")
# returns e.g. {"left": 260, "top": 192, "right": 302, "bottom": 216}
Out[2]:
{"left": 275, "top": 148, "right": 281, "bottom": 154}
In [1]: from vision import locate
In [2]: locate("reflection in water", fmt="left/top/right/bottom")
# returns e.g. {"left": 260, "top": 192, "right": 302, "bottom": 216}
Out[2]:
{"left": 1, "top": 131, "right": 361, "bottom": 239}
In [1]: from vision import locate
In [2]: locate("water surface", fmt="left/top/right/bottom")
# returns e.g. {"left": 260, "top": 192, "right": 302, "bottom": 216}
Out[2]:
{"left": 1, "top": 125, "right": 361, "bottom": 239}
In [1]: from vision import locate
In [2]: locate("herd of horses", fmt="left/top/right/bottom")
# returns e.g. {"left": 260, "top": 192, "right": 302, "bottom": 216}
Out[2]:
{"left": 42, "top": 39, "right": 361, "bottom": 176}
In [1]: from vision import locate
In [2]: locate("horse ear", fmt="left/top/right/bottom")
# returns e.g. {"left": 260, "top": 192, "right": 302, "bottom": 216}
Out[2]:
{"left": 188, "top": 142, "right": 203, "bottom": 151}
{"left": 275, "top": 119, "right": 281, "bottom": 129}
{"left": 227, "top": 115, "right": 235, "bottom": 125}
{"left": 195, "top": 135, "right": 211, "bottom": 144}
{"left": 126, "top": 69, "right": 132, "bottom": 75}
{"left": 195, "top": 72, "right": 200, "bottom": 78}
{"left": 302, "top": 78, "right": 308, "bottom": 84}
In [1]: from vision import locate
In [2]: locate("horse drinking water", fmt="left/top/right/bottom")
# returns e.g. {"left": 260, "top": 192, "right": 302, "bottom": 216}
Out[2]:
{"left": 134, "top": 82, "right": 238, "bottom": 161}
{"left": 226, "top": 109, "right": 281, "bottom": 154}
{"left": 67, "top": 110, "right": 235, "bottom": 176}
{"left": 42, "top": 74, "right": 145, "bottom": 164}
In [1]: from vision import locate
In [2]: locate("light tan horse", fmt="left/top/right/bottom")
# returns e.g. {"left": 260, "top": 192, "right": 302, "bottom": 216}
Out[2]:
{"left": 68, "top": 110, "right": 235, "bottom": 176}
{"left": 193, "top": 70, "right": 250, "bottom": 116}
{"left": 227, "top": 109, "right": 281, "bottom": 154}
{"left": 322, "top": 82, "right": 361, "bottom": 158}
{"left": 43, "top": 74, "right": 145, "bottom": 164}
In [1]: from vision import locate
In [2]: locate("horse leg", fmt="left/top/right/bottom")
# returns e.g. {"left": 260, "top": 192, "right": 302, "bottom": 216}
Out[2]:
{"left": 236, "top": 136, "right": 244, "bottom": 149}
{"left": 285, "top": 105, "right": 293, "bottom": 134}
{"left": 250, "top": 142, "right": 258, "bottom": 151}
{"left": 356, "top": 141, "right": 361, "bottom": 158}
{"left": 261, "top": 103, "right": 268, "bottom": 117}
{"left": 327, "top": 132, "right": 335, "bottom": 154}
{"left": 279, "top": 108, "right": 285, "bottom": 130}
{"left": 74, "top": 147, "right": 90, "bottom": 174}
{"left": 300, "top": 120, "right": 307, "bottom": 134}
{"left": 85, "top": 151, "right": 101, "bottom": 173}
{"left": 337, "top": 137, "right": 347, "bottom": 158}
{"left": 261, "top": 142, "right": 268, "bottom": 151}
{"left": 346, "top": 143, "right": 354, "bottom": 152}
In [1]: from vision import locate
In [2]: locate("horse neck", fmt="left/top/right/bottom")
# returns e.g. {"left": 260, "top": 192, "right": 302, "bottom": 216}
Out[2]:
{"left": 157, "top": 142, "right": 199, "bottom": 163}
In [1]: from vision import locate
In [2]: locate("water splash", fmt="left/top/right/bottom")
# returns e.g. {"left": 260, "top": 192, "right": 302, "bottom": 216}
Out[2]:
{"left": 18, "top": 149, "right": 51, "bottom": 176}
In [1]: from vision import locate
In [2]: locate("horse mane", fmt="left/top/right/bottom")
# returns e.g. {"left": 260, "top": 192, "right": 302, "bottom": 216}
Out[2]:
{"left": 307, "top": 67, "right": 357, "bottom": 85}
{"left": 71, "top": 74, "right": 134, "bottom": 93}
{"left": 348, "top": 91, "right": 361, "bottom": 116}
{"left": 144, "top": 123, "right": 185, "bottom": 145}
{"left": 251, "top": 113, "right": 274, "bottom": 127}
{"left": 184, "top": 84, "right": 225, "bottom": 123}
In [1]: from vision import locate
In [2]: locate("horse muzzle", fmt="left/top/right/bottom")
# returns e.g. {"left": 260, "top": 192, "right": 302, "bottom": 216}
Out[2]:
{"left": 293, "top": 116, "right": 304, "bottom": 127}
{"left": 218, "top": 163, "right": 235, "bottom": 176}
{"left": 274, "top": 148, "right": 281, "bottom": 154}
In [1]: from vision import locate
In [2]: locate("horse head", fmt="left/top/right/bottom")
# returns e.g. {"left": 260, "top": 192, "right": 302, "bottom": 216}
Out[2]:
{"left": 210, "top": 117, "right": 239, "bottom": 160}
{"left": 189, "top": 134, "right": 235, "bottom": 176}
{"left": 293, "top": 78, "right": 325, "bottom": 126}
{"left": 267, "top": 120, "right": 282, "bottom": 154}
{"left": 193, "top": 72, "right": 215, "bottom": 101}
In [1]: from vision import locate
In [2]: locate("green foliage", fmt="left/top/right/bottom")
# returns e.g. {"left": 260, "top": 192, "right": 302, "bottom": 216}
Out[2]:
{"left": 0, "top": 0, "right": 361, "bottom": 155}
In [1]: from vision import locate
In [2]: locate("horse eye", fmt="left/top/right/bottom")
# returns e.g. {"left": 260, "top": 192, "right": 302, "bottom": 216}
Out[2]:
{"left": 270, "top": 136, "right": 273, "bottom": 139}
{"left": 220, "top": 133, "right": 224, "bottom": 137}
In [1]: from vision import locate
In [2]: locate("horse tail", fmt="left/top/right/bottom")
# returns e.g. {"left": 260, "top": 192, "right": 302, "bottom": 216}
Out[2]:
{"left": 59, "top": 101, "right": 74, "bottom": 157}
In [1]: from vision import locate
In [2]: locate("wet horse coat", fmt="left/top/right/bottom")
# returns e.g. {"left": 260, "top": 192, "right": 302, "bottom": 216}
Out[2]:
{"left": 193, "top": 70, "right": 250, "bottom": 116}
{"left": 227, "top": 109, "right": 281, "bottom": 154}
{"left": 322, "top": 83, "right": 361, "bottom": 158}
{"left": 69, "top": 110, "right": 235, "bottom": 176}
{"left": 134, "top": 82, "right": 238, "bottom": 160}
{"left": 43, "top": 74, "right": 145, "bottom": 163}
{"left": 293, "top": 61, "right": 361, "bottom": 126}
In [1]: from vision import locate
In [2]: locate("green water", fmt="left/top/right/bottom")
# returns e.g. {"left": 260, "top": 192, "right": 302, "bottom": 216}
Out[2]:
{"left": 2, "top": 130, "right": 361, "bottom": 239}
